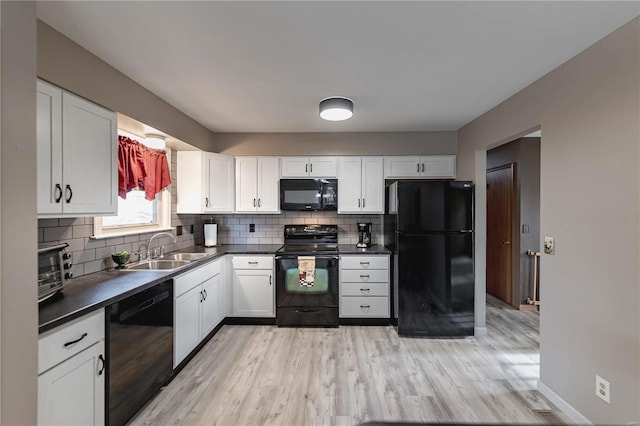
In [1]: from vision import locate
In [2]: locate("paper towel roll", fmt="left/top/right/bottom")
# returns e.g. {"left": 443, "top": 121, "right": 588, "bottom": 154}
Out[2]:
{"left": 204, "top": 223, "right": 218, "bottom": 247}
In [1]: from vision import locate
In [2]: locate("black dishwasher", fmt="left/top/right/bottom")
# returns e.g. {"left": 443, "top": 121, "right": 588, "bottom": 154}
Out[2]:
{"left": 106, "top": 280, "right": 173, "bottom": 426}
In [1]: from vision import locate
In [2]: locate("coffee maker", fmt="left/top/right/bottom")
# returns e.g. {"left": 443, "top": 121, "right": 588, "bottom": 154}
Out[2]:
{"left": 356, "top": 222, "right": 372, "bottom": 248}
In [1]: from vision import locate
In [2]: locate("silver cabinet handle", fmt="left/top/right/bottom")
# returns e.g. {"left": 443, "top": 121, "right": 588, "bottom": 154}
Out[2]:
{"left": 422, "top": 163, "right": 425, "bottom": 173}
{"left": 269, "top": 275, "right": 272, "bottom": 286}
{"left": 362, "top": 198, "right": 365, "bottom": 208}
{"left": 360, "top": 275, "right": 370, "bottom": 278}
{"left": 360, "top": 261, "right": 370, "bottom": 265}
{"left": 203, "top": 289, "right": 207, "bottom": 300}
{"left": 258, "top": 198, "right": 261, "bottom": 207}
{"left": 305, "top": 164, "right": 308, "bottom": 173}
{"left": 248, "top": 261, "right": 259, "bottom": 265}
{"left": 205, "top": 197, "right": 209, "bottom": 207}
{"left": 358, "top": 199, "right": 361, "bottom": 207}
{"left": 310, "top": 163, "right": 313, "bottom": 173}
{"left": 503, "top": 240, "right": 511, "bottom": 245}
{"left": 253, "top": 198, "right": 256, "bottom": 207}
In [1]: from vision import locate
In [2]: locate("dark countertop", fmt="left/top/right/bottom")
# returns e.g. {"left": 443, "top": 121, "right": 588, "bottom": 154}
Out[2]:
{"left": 39, "top": 243, "right": 388, "bottom": 333}
{"left": 39, "top": 244, "right": 282, "bottom": 333}
{"left": 337, "top": 244, "right": 391, "bottom": 254}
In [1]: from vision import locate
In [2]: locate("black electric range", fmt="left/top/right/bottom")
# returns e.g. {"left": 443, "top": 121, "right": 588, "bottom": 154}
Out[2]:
{"left": 275, "top": 225, "right": 339, "bottom": 326}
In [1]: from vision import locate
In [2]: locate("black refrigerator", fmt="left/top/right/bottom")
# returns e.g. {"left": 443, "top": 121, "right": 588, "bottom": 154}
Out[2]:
{"left": 384, "top": 180, "right": 474, "bottom": 337}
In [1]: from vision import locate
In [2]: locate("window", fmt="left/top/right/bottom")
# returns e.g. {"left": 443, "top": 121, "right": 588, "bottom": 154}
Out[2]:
{"left": 92, "top": 131, "right": 172, "bottom": 239}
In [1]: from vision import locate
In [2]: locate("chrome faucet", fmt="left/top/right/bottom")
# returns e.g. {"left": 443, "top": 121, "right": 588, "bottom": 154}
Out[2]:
{"left": 146, "top": 232, "right": 177, "bottom": 260}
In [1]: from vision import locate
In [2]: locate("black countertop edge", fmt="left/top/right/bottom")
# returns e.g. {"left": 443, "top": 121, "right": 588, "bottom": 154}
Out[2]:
{"left": 38, "top": 243, "right": 388, "bottom": 333}
{"left": 337, "top": 244, "right": 391, "bottom": 254}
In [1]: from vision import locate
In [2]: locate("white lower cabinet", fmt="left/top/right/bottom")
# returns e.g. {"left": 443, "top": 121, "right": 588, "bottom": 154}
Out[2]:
{"left": 174, "top": 258, "right": 224, "bottom": 367}
{"left": 339, "top": 255, "right": 390, "bottom": 318}
{"left": 231, "top": 255, "right": 275, "bottom": 317}
{"left": 38, "top": 310, "right": 105, "bottom": 426}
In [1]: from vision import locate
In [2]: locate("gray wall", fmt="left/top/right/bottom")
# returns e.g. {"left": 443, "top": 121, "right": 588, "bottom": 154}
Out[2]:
{"left": 37, "top": 20, "right": 216, "bottom": 152}
{"left": 1, "top": 2, "right": 38, "bottom": 424}
{"left": 487, "top": 137, "right": 541, "bottom": 306}
{"left": 213, "top": 131, "right": 456, "bottom": 155}
{"left": 458, "top": 17, "right": 639, "bottom": 424}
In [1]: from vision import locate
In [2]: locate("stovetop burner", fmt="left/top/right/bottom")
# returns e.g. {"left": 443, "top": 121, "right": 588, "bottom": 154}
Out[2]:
{"left": 277, "top": 224, "right": 338, "bottom": 255}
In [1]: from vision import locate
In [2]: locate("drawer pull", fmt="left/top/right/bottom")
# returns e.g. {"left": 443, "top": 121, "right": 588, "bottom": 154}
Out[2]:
{"left": 360, "top": 288, "right": 370, "bottom": 292}
{"left": 360, "top": 261, "right": 370, "bottom": 265}
{"left": 64, "top": 332, "right": 88, "bottom": 348}
{"left": 360, "top": 305, "right": 370, "bottom": 309}
{"left": 359, "top": 274, "right": 370, "bottom": 279}
{"left": 248, "top": 261, "right": 259, "bottom": 265}
{"left": 97, "top": 354, "right": 106, "bottom": 376}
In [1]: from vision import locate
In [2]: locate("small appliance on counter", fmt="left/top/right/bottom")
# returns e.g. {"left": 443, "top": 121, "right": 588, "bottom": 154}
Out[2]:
{"left": 204, "top": 223, "right": 218, "bottom": 247}
{"left": 38, "top": 243, "right": 72, "bottom": 303}
{"left": 356, "top": 222, "right": 372, "bottom": 248}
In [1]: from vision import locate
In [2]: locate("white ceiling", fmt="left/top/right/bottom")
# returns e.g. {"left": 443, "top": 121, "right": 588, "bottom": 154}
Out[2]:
{"left": 37, "top": 1, "right": 639, "bottom": 133}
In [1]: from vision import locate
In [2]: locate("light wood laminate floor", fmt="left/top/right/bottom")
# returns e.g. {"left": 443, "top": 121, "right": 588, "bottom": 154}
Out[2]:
{"left": 131, "top": 296, "right": 566, "bottom": 425}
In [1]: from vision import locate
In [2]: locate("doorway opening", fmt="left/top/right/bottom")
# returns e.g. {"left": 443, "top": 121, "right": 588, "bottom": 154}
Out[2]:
{"left": 485, "top": 135, "right": 541, "bottom": 310}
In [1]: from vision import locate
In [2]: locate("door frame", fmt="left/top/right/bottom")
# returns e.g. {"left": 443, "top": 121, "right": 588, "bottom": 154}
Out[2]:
{"left": 486, "top": 162, "right": 517, "bottom": 307}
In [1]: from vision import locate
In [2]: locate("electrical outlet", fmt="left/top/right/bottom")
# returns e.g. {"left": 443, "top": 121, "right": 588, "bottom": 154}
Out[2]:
{"left": 544, "top": 236, "right": 555, "bottom": 255}
{"left": 595, "top": 375, "right": 610, "bottom": 404}
{"left": 249, "top": 224, "right": 255, "bottom": 232}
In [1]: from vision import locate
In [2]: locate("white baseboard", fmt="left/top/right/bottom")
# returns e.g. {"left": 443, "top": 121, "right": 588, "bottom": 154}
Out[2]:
{"left": 537, "top": 380, "right": 592, "bottom": 424}
{"left": 474, "top": 326, "right": 487, "bottom": 336}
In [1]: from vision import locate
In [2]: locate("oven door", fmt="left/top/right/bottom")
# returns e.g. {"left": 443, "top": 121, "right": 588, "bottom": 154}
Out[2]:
{"left": 276, "top": 255, "right": 339, "bottom": 308}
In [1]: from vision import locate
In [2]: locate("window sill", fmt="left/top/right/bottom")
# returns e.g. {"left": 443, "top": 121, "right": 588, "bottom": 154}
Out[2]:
{"left": 91, "top": 227, "right": 175, "bottom": 240}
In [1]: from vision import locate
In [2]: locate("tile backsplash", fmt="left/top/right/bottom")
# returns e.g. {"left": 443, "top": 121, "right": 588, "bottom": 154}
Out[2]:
{"left": 198, "top": 211, "right": 382, "bottom": 246}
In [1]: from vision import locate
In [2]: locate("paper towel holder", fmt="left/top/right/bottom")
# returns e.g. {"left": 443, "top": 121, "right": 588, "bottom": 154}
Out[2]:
{"left": 203, "top": 223, "right": 220, "bottom": 247}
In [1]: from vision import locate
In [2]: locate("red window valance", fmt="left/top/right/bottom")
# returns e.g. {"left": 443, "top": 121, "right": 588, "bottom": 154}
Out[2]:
{"left": 117, "top": 135, "right": 171, "bottom": 201}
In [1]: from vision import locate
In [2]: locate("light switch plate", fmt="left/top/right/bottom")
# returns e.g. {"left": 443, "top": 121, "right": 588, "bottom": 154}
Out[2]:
{"left": 544, "top": 236, "right": 555, "bottom": 255}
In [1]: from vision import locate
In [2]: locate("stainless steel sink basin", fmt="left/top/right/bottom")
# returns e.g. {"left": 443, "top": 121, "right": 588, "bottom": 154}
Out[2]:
{"left": 163, "top": 253, "right": 209, "bottom": 261}
{"left": 127, "top": 260, "right": 191, "bottom": 271}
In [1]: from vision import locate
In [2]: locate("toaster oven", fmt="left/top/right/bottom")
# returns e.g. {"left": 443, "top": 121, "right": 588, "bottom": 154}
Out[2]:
{"left": 38, "top": 243, "right": 72, "bottom": 302}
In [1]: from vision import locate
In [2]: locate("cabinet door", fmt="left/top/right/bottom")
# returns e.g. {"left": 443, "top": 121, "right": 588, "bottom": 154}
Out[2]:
{"left": 37, "top": 81, "right": 64, "bottom": 215}
{"left": 361, "top": 157, "right": 384, "bottom": 213}
{"left": 61, "top": 92, "right": 117, "bottom": 215}
{"left": 233, "top": 270, "right": 274, "bottom": 317}
{"left": 309, "top": 157, "right": 337, "bottom": 177}
{"left": 257, "top": 157, "right": 280, "bottom": 213}
{"left": 174, "top": 286, "right": 202, "bottom": 367}
{"left": 176, "top": 151, "right": 205, "bottom": 214}
{"left": 421, "top": 155, "right": 456, "bottom": 178}
{"left": 201, "top": 274, "right": 222, "bottom": 336}
{"left": 235, "top": 157, "right": 258, "bottom": 212}
{"left": 280, "top": 157, "right": 309, "bottom": 177}
{"left": 337, "top": 157, "right": 362, "bottom": 214}
{"left": 383, "top": 156, "right": 421, "bottom": 178}
{"left": 206, "top": 153, "right": 235, "bottom": 212}
{"left": 38, "top": 341, "right": 105, "bottom": 426}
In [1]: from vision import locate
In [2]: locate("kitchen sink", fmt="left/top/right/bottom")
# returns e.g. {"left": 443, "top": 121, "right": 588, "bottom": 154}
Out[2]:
{"left": 163, "top": 253, "right": 209, "bottom": 261}
{"left": 127, "top": 260, "right": 191, "bottom": 271}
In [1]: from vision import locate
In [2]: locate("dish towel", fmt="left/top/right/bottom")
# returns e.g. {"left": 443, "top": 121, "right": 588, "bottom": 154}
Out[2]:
{"left": 298, "top": 256, "right": 316, "bottom": 287}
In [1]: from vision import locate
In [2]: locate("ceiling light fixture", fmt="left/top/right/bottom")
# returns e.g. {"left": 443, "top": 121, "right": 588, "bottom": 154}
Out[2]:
{"left": 319, "top": 97, "right": 353, "bottom": 121}
{"left": 144, "top": 134, "right": 166, "bottom": 150}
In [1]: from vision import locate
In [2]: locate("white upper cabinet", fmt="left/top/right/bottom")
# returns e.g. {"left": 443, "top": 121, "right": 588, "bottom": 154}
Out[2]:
{"left": 384, "top": 155, "right": 456, "bottom": 179}
{"left": 37, "top": 80, "right": 117, "bottom": 217}
{"left": 235, "top": 157, "right": 280, "bottom": 213}
{"left": 337, "top": 157, "right": 384, "bottom": 214}
{"left": 177, "top": 151, "right": 235, "bottom": 214}
{"left": 280, "top": 156, "right": 337, "bottom": 178}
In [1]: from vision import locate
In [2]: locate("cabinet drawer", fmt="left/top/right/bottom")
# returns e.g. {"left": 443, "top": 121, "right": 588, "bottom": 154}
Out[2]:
{"left": 340, "top": 296, "right": 389, "bottom": 318}
{"left": 341, "top": 269, "right": 388, "bottom": 284}
{"left": 341, "top": 282, "right": 389, "bottom": 297}
{"left": 340, "top": 255, "right": 389, "bottom": 270}
{"left": 39, "top": 309, "right": 105, "bottom": 374}
{"left": 174, "top": 258, "right": 222, "bottom": 298}
{"left": 231, "top": 255, "right": 273, "bottom": 270}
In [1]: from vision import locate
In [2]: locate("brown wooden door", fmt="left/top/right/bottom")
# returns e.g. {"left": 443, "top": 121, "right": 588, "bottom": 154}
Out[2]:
{"left": 486, "top": 164, "right": 515, "bottom": 304}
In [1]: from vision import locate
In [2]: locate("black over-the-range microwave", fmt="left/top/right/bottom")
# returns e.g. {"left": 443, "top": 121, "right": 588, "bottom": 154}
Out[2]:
{"left": 280, "top": 179, "right": 338, "bottom": 211}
